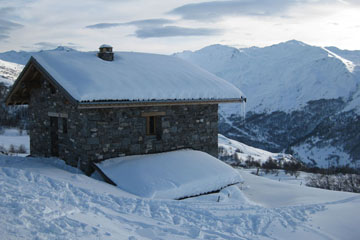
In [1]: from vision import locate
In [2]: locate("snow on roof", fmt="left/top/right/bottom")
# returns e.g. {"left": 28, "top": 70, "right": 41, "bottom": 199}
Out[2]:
{"left": 95, "top": 149, "right": 243, "bottom": 199}
{"left": 32, "top": 50, "right": 244, "bottom": 102}
{"left": 99, "top": 44, "right": 112, "bottom": 48}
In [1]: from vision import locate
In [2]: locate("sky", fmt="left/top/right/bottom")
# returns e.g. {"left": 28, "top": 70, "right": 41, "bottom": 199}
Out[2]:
{"left": 0, "top": 0, "right": 359, "bottom": 54}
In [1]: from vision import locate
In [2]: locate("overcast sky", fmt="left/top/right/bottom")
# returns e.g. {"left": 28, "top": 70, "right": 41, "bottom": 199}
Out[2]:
{"left": 0, "top": 0, "right": 359, "bottom": 54}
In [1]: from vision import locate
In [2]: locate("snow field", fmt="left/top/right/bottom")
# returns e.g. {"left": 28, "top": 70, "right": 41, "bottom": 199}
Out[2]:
{"left": 1, "top": 155, "right": 360, "bottom": 239}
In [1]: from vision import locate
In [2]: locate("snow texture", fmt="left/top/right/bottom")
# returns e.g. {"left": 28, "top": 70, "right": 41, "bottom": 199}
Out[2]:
{"left": 1, "top": 154, "right": 360, "bottom": 239}
{"left": 32, "top": 50, "right": 244, "bottom": 102}
{"left": 95, "top": 149, "right": 243, "bottom": 199}
{"left": 291, "top": 137, "right": 352, "bottom": 168}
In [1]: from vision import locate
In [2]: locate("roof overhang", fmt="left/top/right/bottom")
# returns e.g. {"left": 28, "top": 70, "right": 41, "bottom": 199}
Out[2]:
{"left": 78, "top": 97, "right": 246, "bottom": 109}
{"left": 5, "top": 57, "right": 77, "bottom": 106}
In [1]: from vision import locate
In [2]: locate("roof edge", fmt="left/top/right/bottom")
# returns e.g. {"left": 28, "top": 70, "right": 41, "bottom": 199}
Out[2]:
{"left": 5, "top": 58, "right": 33, "bottom": 105}
{"left": 78, "top": 97, "right": 246, "bottom": 109}
{"left": 5, "top": 56, "right": 78, "bottom": 106}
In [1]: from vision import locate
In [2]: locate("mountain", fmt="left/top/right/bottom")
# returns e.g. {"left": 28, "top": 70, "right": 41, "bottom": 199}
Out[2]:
{"left": 0, "top": 46, "right": 76, "bottom": 86}
{"left": 175, "top": 40, "right": 360, "bottom": 167}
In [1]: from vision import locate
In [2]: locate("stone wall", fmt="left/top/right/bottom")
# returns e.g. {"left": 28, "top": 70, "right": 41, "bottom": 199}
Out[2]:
{"left": 28, "top": 75, "right": 77, "bottom": 165}
{"left": 29, "top": 75, "right": 218, "bottom": 174}
{"left": 74, "top": 104, "right": 218, "bottom": 173}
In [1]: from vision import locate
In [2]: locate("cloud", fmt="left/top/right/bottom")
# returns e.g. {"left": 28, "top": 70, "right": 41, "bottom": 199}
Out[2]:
{"left": 134, "top": 26, "right": 222, "bottom": 38}
{"left": 85, "top": 23, "right": 121, "bottom": 29}
{"left": 33, "top": 41, "right": 82, "bottom": 50}
{"left": 86, "top": 18, "right": 220, "bottom": 38}
{"left": 0, "top": 18, "right": 23, "bottom": 40}
{"left": 124, "top": 18, "right": 174, "bottom": 27}
{"left": 86, "top": 18, "right": 174, "bottom": 29}
{"left": 34, "top": 42, "right": 59, "bottom": 49}
{"left": 168, "top": 0, "right": 345, "bottom": 20}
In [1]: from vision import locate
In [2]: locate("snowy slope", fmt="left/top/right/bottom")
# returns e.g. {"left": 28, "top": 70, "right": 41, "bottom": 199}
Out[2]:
{"left": 0, "top": 59, "right": 23, "bottom": 86}
{"left": 1, "top": 154, "right": 360, "bottom": 239}
{"left": 219, "top": 134, "right": 294, "bottom": 164}
{"left": 175, "top": 40, "right": 360, "bottom": 113}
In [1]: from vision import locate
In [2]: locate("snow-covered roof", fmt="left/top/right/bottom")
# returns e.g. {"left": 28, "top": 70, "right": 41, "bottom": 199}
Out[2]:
{"left": 30, "top": 50, "right": 244, "bottom": 103}
{"left": 95, "top": 149, "right": 243, "bottom": 199}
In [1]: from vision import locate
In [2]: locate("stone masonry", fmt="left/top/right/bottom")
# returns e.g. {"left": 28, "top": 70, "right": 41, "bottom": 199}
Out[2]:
{"left": 29, "top": 76, "right": 218, "bottom": 174}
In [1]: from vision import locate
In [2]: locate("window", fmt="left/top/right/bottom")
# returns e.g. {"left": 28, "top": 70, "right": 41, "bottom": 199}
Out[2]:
{"left": 142, "top": 112, "right": 165, "bottom": 139}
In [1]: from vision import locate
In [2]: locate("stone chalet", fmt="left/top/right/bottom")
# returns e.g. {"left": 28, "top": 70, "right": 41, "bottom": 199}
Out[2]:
{"left": 5, "top": 45, "right": 245, "bottom": 174}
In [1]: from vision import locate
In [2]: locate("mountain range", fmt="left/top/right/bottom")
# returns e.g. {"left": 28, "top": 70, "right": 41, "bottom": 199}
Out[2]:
{"left": 1, "top": 41, "right": 359, "bottom": 168}
{"left": 175, "top": 40, "right": 360, "bottom": 167}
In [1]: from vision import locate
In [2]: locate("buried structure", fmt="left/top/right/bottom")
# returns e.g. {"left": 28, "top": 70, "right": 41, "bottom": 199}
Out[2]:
{"left": 5, "top": 45, "right": 246, "bottom": 178}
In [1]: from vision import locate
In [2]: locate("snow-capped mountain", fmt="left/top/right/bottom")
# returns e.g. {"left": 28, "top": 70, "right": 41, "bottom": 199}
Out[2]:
{"left": 175, "top": 40, "right": 360, "bottom": 167}
{"left": 176, "top": 40, "right": 360, "bottom": 113}
{"left": 0, "top": 46, "right": 76, "bottom": 86}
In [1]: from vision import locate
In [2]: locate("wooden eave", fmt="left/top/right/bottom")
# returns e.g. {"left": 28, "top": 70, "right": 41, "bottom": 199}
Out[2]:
{"left": 77, "top": 98, "right": 245, "bottom": 109}
{"left": 5, "top": 57, "right": 77, "bottom": 106}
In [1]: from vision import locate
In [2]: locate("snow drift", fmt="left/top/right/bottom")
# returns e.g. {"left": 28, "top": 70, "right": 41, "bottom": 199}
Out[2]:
{"left": 95, "top": 149, "right": 243, "bottom": 200}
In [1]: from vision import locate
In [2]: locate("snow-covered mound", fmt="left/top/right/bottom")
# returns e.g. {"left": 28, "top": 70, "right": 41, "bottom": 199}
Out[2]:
{"left": 95, "top": 149, "right": 243, "bottom": 199}
{"left": 218, "top": 134, "right": 294, "bottom": 165}
{"left": 31, "top": 50, "right": 244, "bottom": 102}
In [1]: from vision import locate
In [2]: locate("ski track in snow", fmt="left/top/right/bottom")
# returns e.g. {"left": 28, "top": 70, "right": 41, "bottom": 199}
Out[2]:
{"left": 2, "top": 156, "right": 359, "bottom": 239}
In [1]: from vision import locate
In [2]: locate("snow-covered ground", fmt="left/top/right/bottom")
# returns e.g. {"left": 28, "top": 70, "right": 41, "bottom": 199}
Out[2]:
{"left": 0, "top": 128, "right": 29, "bottom": 154}
{"left": 1, "top": 155, "right": 360, "bottom": 239}
{"left": 240, "top": 170, "right": 360, "bottom": 240}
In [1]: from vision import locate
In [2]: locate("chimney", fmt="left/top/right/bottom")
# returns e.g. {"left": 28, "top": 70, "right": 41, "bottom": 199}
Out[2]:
{"left": 97, "top": 44, "right": 114, "bottom": 61}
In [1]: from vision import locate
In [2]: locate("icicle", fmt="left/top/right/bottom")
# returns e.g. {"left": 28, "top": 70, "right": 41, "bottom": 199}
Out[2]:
{"left": 242, "top": 100, "right": 246, "bottom": 125}
{"left": 77, "top": 157, "right": 81, "bottom": 174}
